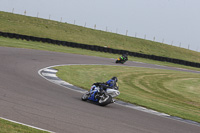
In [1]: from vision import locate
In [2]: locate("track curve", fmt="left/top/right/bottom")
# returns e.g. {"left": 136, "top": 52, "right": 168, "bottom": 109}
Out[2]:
{"left": 0, "top": 47, "right": 200, "bottom": 133}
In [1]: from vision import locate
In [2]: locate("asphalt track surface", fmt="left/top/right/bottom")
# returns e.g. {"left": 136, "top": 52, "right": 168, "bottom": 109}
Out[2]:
{"left": 0, "top": 47, "right": 200, "bottom": 133}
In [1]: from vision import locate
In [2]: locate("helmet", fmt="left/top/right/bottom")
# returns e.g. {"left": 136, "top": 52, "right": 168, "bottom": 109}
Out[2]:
{"left": 112, "top": 77, "right": 118, "bottom": 82}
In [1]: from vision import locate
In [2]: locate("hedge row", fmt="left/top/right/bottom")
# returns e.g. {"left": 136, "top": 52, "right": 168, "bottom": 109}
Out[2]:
{"left": 1, "top": 31, "right": 200, "bottom": 68}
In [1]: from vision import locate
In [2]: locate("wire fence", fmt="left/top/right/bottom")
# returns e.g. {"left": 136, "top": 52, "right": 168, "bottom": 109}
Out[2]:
{"left": 8, "top": 8, "right": 197, "bottom": 52}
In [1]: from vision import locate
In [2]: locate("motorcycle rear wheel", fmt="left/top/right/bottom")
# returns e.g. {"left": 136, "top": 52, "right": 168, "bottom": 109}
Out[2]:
{"left": 99, "top": 95, "right": 112, "bottom": 106}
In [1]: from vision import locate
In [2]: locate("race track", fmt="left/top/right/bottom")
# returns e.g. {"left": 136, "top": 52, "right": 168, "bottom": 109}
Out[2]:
{"left": 0, "top": 47, "right": 200, "bottom": 133}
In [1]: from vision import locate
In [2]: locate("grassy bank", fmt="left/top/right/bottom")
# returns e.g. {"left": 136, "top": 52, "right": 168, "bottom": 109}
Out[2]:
{"left": 1, "top": 11, "right": 200, "bottom": 63}
{"left": 54, "top": 65, "right": 200, "bottom": 123}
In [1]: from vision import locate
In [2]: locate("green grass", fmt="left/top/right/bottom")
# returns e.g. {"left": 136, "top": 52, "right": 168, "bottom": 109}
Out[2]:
{"left": 54, "top": 65, "right": 200, "bottom": 123}
{"left": 0, "top": 118, "right": 49, "bottom": 133}
{"left": 1, "top": 11, "right": 200, "bottom": 63}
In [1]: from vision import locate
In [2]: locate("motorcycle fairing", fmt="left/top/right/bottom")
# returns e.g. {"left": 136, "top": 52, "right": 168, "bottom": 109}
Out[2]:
{"left": 88, "top": 87, "right": 99, "bottom": 102}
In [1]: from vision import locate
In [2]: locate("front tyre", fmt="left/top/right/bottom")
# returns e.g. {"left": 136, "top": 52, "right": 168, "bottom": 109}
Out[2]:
{"left": 81, "top": 92, "right": 89, "bottom": 101}
{"left": 99, "top": 95, "right": 112, "bottom": 106}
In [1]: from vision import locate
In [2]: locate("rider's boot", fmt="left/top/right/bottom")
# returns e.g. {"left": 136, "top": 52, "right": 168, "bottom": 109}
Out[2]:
{"left": 111, "top": 99, "right": 115, "bottom": 103}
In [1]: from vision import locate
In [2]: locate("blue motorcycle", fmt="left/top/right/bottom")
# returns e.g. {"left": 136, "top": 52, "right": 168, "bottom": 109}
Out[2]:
{"left": 81, "top": 83, "right": 120, "bottom": 106}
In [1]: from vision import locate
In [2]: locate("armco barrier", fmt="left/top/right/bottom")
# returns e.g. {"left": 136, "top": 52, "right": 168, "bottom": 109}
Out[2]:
{"left": 1, "top": 31, "right": 200, "bottom": 68}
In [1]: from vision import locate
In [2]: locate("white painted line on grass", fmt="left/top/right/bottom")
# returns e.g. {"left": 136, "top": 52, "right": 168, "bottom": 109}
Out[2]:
{"left": 0, "top": 117, "right": 55, "bottom": 133}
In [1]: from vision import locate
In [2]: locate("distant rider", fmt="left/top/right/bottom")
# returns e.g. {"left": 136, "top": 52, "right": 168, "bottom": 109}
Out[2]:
{"left": 121, "top": 53, "right": 128, "bottom": 61}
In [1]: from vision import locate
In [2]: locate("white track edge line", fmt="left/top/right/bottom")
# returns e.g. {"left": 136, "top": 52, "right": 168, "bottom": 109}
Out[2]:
{"left": 0, "top": 117, "right": 55, "bottom": 133}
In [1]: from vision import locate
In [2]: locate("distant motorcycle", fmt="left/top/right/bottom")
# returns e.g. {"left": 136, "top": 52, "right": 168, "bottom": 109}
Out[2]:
{"left": 116, "top": 56, "right": 128, "bottom": 64}
{"left": 81, "top": 83, "right": 120, "bottom": 106}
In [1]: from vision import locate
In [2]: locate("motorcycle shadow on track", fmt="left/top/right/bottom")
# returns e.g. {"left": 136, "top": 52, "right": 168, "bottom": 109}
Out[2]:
{"left": 113, "top": 60, "right": 130, "bottom": 66}
{"left": 81, "top": 98, "right": 118, "bottom": 108}
{"left": 113, "top": 61, "right": 129, "bottom": 65}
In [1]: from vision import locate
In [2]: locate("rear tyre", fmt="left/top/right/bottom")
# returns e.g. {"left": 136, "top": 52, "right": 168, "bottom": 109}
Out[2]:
{"left": 99, "top": 95, "right": 112, "bottom": 106}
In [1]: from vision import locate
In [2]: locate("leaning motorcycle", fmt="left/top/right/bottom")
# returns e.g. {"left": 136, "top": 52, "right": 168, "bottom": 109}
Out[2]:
{"left": 81, "top": 84, "right": 120, "bottom": 106}
{"left": 116, "top": 56, "right": 127, "bottom": 64}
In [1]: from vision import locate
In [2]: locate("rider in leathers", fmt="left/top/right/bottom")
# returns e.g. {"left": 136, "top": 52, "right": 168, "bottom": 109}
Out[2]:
{"left": 93, "top": 77, "right": 118, "bottom": 103}
{"left": 105, "top": 77, "right": 118, "bottom": 90}
{"left": 93, "top": 77, "right": 118, "bottom": 94}
{"left": 93, "top": 77, "right": 118, "bottom": 90}
{"left": 121, "top": 54, "right": 128, "bottom": 62}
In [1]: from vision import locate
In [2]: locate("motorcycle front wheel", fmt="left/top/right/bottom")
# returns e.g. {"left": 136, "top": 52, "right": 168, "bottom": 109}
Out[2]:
{"left": 81, "top": 92, "right": 89, "bottom": 101}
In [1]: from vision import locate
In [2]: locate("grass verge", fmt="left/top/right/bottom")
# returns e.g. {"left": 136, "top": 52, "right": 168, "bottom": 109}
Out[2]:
{"left": 0, "top": 118, "right": 49, "bottom": 133}
{"left": 54, "top": 65, "right": 200, "bottom": 123}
